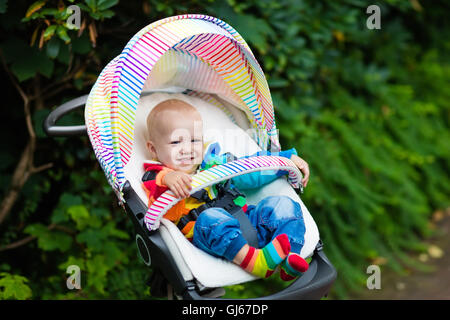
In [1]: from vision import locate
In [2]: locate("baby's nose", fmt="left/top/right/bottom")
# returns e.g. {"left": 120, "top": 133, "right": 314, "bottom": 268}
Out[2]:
{"left": 180, "top": 143, "right": 193, "bottom": 154}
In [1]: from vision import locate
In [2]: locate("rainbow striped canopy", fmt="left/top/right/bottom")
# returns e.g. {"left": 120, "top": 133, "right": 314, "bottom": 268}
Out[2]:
{"left": 85, "top": 14, "right": 281, "bottom": 195}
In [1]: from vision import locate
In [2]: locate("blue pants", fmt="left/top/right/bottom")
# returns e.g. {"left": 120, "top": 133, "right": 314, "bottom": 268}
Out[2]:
{"left": 192, "top": 195, "right": 306, "bottom": 261}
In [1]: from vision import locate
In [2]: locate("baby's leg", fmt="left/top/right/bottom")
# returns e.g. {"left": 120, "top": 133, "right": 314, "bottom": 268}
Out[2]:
{"left": 247, "top": 195, "right": 309, "bottom": 280}
{"left": 232, "top": 235, "right": 290, "bottom": 278}
{"left": 193, "top": 208, "right": 290, "bottom": 278}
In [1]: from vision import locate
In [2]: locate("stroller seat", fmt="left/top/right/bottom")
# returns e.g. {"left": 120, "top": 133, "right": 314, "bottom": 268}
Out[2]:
{"left": 124, "top": 92, "right": 320, "bottom": 288}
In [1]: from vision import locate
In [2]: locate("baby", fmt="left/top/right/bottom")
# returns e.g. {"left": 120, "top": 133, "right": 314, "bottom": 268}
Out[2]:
{"left": 142, "top": 98, "right": 311, "bottom": 281}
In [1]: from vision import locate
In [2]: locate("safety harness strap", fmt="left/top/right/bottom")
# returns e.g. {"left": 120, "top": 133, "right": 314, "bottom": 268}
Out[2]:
{"left": 177, "top": 183, "right": 260, "bottom": 248}
{"left": 230, "top": 207, "right": 259, "bottom": 248}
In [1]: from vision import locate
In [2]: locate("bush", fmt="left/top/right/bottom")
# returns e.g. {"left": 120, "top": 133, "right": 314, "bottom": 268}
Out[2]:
{"left": 0, "top": 0, "right": 448, "bottom": 299}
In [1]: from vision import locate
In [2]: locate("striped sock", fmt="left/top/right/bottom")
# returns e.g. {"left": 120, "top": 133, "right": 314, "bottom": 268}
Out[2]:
{"left": 239, "top": 234, "right": 291, "bottom": 278}
{"left": 280, "top": 253, "right": 309, "bottom": 281}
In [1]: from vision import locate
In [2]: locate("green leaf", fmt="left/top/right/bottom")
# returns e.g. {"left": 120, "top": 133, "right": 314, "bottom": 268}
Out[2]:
{"left": 105, "top": 222, "right": 130, "bottom": 240}
{"left": 97, "top": 0, "right": 118, "bottom": 11}
{"left": 56, "top": 41, "right": 70, "bottom": 64}
{"left": 67, "top": 204, "right": 90, "bottom": 230}
{"left": 24, "top": 224, "right": 73, "bottom": 252}
{"left": 24, "top": 223, "right": 47, "bottom": 238}
{"left": 39, "top": 8, "right": 59, "bottom": 16}
{"left": 56, "top": 26, "right": 71, "bottom": 44}
{"left": 0, "top": 273, "right": 32, "bottom": 300}
{"left": 5, "top": 39, "right": 55, "bottom": 80}
{"left": 91, "top": 207, "right": 110, "bottom": 219}
{"left": 44, "top": 232, "right": 73, "bottom": 252}
{"left": 85, "top": 0, "right": 97, "bottom": 11}
{"left": 215, "top": 3, "right": 274, "bottom": 54}
{"left": 86, "top": 255, "right": 110, "bottom": 294}
{"left": 61, "top": 193, "right": 83, "bottom": 207}
{"left": 99, "top": 9, "right": 115, "bottom": 19}
{"left": 76, "top": 3, "right": 89, "bottom": 11}
{"left": 103, "top": 242, "right": 127, "bottom": 265}
{"left": 10, "top": 62, "right": 36, "bottom": 82}
{"left": 88, "top": 11, "right": 101, "bottom": 19}
{"left": 50, "top": 208, "right": 69, "bottom": 224}
{"left": 36, "top": 54, "right": 54, "bottom": 78}
{"left": 43, "top": 25, "right": 57, "bottom": 40}
{"left": 52, "top": 193, "right": 83, "bottom": 224}
{"left": 25, "top": 0, "right": 46, "bottom": 18}
{"left": 71, "top": 33, "right": 91, "bottom": 54}
{"left": 46, "top": 36, "right": 60, "bottom": 59}
{"left": 76, "top": 228, "right": 107, "bottom": 251}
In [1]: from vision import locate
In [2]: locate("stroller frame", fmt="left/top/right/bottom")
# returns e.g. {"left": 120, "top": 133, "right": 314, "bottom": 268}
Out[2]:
{"left": 123, "top": 180, "right": 337, "bottom": 300}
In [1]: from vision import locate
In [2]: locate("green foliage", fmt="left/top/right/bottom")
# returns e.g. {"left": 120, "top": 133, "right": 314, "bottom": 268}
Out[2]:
{"left": 0, "top": 272, "right": 33, "bottom": 300}
{"left": 0, "top": 0, "right": 449, "bottom": 300}
{"left": 24, "top": 223, "right": 73, "bottom": 251}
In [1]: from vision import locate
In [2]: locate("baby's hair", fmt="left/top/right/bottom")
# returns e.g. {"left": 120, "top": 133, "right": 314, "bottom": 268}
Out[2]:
{"left": 146, "top": 99, "right": 199, "bottom": 141}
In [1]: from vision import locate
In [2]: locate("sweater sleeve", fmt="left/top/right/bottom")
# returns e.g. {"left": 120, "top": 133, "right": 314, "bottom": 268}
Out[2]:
{"left": 230, "top": 148, "right": 298, "bottom": 189}
{"left": 142, "top": 163, "right": 171, "bottom": 206}
{"left": 201, "top": 147, "right": 298, "bottom": 190}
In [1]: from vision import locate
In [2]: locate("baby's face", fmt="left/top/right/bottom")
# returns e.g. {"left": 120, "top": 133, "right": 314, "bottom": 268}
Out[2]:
{"left": 147, "top": 108, "right": 203, "bottom": 174}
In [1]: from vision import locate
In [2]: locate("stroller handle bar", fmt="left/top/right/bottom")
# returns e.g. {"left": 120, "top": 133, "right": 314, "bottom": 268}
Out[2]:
{"left": 43, "top": 95, "right": 88, "bottom": 137}
{"left": 142, "top": 155, "right": 304, "bottom": 231}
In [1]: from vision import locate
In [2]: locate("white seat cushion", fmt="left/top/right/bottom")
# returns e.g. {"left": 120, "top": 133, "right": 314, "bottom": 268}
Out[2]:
{"left": 123, "top": 92, "right": 319, "bottom": 288}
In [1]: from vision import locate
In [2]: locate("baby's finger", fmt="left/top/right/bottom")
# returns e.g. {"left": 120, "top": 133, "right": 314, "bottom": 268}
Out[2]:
{"left": 177, "top": 182, "right": 190, "bottom": 199}
{"left": 181, "top": 175, "right": 192, "bottom": 190}
{"left": 302, "top": 166, "right": 310, "bottom": 187}
{"left": 182, "top": 184, "right": 191, "bottom": 198}
{"left": 183, "top": 173, "right": 192, "bottom": 181}
{"left": 302, "top": 178, "right": 309, "bottom": 188}
{"left": 169, "top": 188, "right": 179, "bottom": 198}
{"left": 172, "top": 183, "right": 183, "bottom": 199}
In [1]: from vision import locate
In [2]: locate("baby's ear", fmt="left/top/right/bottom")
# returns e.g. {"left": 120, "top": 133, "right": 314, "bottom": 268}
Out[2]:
{"left": 146, "top": 140, "right": 157, "bottom": 159}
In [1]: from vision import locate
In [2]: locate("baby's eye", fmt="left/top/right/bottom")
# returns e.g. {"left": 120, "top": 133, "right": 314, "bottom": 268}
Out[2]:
{"left": 170, "top": 141, "right": 181, "bottom": 145}
{"left": 191, "top": 139, "right": 202, "bottom": 143}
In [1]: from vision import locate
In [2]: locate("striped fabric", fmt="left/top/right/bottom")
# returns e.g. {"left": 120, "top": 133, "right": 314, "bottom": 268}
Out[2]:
{"left": 144, "top": 155, "right": 303, "bottom": 231}
{"left": 85, "top": 14, "right": 282, "bottom": 199}
{"left": 185, "top": 90, "right": 238, "bottom": 125}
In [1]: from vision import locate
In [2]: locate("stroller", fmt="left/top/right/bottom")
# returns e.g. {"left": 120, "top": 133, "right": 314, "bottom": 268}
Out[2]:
{"left": 44, "top": 14, "right": 337, "bottom": 300}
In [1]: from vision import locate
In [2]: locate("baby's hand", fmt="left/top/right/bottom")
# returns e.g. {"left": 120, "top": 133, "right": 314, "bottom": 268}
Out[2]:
{"left": 162, "top": 171, "right": 193, "bottom": 199}
{"left": 290, "top": 154, "right": 310, "bottom": 188}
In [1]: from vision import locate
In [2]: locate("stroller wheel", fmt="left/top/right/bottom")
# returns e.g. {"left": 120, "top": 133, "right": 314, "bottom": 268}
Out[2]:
{"left": 147, "top": 269, "right": 170, "bottom": 298}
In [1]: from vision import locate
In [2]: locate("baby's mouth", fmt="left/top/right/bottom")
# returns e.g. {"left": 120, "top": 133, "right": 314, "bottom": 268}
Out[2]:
{"left": 177, "top": 156, "right": 195, "bottom": 164}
